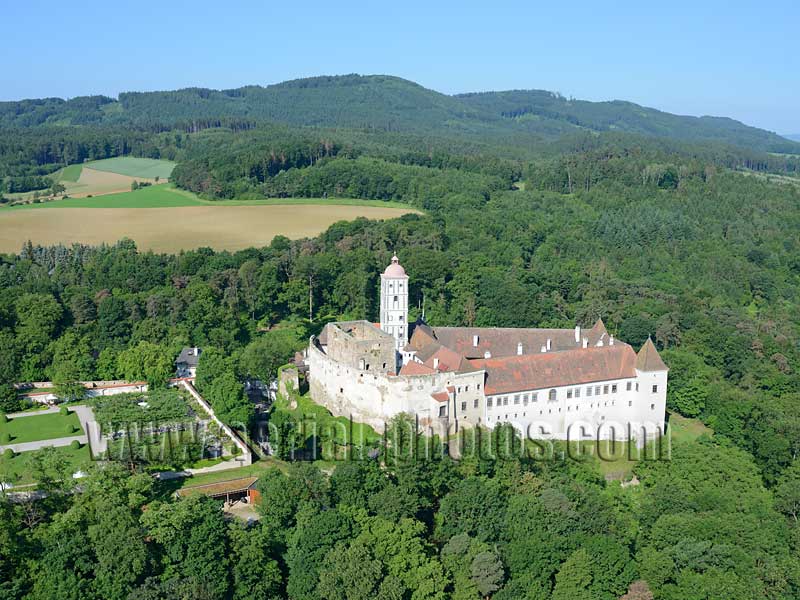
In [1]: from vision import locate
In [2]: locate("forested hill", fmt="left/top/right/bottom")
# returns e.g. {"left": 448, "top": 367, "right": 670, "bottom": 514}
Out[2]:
{"left": 1, "top": 74, "right": 797, "bottom": 154}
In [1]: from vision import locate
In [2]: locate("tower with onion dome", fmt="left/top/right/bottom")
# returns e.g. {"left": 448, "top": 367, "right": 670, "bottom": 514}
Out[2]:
{"left": 380, "top": 254, "right": 409, "bottom": 352}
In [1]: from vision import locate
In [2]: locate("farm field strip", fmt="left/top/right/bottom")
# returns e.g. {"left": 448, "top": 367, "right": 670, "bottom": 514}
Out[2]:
{"left": 84, "top": 156, "right": 176, "bottom": 179}
{"left": 0, "top": 203, "right": 419, "bottom": 253}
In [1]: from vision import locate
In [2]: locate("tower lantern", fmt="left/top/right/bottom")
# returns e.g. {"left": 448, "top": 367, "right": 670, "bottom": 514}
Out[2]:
{"left": 380, "top": 254, "right": 409, "bottom": 351}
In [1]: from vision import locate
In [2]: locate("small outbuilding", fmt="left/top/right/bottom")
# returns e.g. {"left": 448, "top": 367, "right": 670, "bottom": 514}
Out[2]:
{"left": 175, "top": 476, "right": 260, "bottom": 504}
{"left": 176, "top": 347, "right": 202, "bottom": 378}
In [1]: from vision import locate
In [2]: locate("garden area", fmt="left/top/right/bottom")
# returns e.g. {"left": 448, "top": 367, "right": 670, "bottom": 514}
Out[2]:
{"left": 87, "top": 389, "right": 193, "bottom": 428}
{"left": 0, "top": 411, "right": 82, "bottom": 445}
{"left": 89, "top": 388, "right": 240, "bottom": 471}
{"left": 0, "top": 444, "right": 91, "bottom": 487}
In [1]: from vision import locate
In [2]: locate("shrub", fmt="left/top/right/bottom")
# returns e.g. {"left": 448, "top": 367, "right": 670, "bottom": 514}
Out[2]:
{"left": 70, "top": 440, "right": 81, "bottom": 450}
{"left": 0, "top": 413, "right": 7, "bottom": 423}
{"left": 0, "top": 433, "right": 11, "bottom": 444}
{"left": 60, "top": 405, "right": 70, "bottom": 416}
{"left": 64, "top": 424, "right": 76, "bottom": 434}
{"left": 3, "top": 448, "right": 13, "bottom": 459}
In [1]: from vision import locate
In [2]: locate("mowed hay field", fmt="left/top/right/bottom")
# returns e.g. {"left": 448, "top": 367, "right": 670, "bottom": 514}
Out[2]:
{"left": 63, "top": 167, "right": 144, "bottom": 198}
{"left": 86, "top": 157, "right": 175, "bottom": 179}
{"left": 0, "top": 185, "right": 419, "bottom": 252}
{"left": 8, "top": 157, "right": 177, "bottom": 203}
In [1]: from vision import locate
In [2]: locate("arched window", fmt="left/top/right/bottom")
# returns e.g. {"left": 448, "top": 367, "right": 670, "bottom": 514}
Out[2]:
{"left": 548, "top": 388, "right": 557, "bottom": 402}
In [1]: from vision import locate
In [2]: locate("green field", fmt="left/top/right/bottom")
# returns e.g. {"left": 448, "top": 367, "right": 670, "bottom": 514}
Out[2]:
{"left": 58, "top": 163, "right": 83, "bottom": 182}
{"left": 0, "top": 444, "right": 91, "bottom": 486}
{"left": 85, "top": 156, "right": 176, "bottom": 179}
{"left": 1, "top": 183, "right": 414, "bottom": 211}
{"left": 0, "top": 411, "right": 82, "bottom": 444}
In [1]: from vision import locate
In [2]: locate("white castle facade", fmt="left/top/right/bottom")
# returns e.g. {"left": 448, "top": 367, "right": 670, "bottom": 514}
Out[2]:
{"left": 306, "top": 254, "right": 668, "bottom": 441}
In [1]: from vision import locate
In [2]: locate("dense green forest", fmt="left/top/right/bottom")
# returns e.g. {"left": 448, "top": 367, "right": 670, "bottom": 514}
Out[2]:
{"left": 1, "top": 77, "right": 800, "bottom": 599}
{"left": 1, "top": 75, "right": 798, "bottom": 154}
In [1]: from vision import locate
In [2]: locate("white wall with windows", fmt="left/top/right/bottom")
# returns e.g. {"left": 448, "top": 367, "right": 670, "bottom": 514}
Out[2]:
{"left": 483, "top": 373, "right": 666, "bottom": 441}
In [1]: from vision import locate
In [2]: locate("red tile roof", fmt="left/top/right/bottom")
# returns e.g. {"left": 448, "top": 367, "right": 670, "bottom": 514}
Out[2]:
{"left": 413, "top": 318, "right": 609, "bottom": 360}
{"left": 399, "top": 361, "right": 436, "bottom": 376}
{"left": 470, "top": 344, "right": 637, "bottom": 395}
{"left": 636, "top": 338, "right": 668, "bottom": 371}
{"left": 430, "top": 391, "right": 450, "bottom": 403}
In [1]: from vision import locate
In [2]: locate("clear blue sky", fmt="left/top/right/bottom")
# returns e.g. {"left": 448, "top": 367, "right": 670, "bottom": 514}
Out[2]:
{"left": 2, "top": 0, "right": 798, "bottom": 133}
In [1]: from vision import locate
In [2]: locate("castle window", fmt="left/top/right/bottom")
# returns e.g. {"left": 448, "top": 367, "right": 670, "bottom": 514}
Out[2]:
{"left": 612, "top": 384, "right": 618, "bottom": 393}
{"left": 473, "top": 398, "right": 479, "bottom": 408}
{"left": 477, "top": 384, "right": 481, "bottom": 390}
{"left": 503, "top": 397, "right": 509, "bottom": 406}
{"left": 652, "top": 384, "right": 658, "bottom": 393}
{"left": 487, "top": 398, "right": 493, "bottom": 407}
{"left": 461, "top": 401, "right": 467, "bottom": 411}
{"left": 548, "top": 389, "right": 557, "bottom": 401}
{"left": 567, "top": 389, "right": 573, "bottom": 399}
{"left": 603, "top": 385, "right": 609, "bottom": 394}
{"left": 626, "top": 381, "right": 632, "bottom": 391}
{"left": 532, "top": 393, "right": 538, "bottom": 402}
{"left": 523, "top": 394, "right": 529, "bottom": 405}
{"left": 439, "top": 406, "right": 447, "bottom": 417}
{"left": 340, "top": 388, "right": 343, "bottom": 394}
{"left": 628, "top": 401, "right": 632, "bottom": 406}
{"left": 575, "top": 388, "right": 581, "bottom": 398}
{"left": 514, "top": 395, "right": 520, "bottom": 404}
{"left": 400, "top": 315, "right": 404, "bottom": 322}
{"left": 587, "top": 387, "right": 592, "bottom": 397}
{"left": 636, "top": 383, "right": 639, "bottom": 391}
{"left": 465, "top": 385, "right": 469, "bottom": 391}
{"left": 595, "top": 386, "right": 601, "bottom": 396}
{"left": 458, "top": 386, "right": 462, "bottom": 393}
{"left": 650, "top": 403, "right": 655, "bottom": 410}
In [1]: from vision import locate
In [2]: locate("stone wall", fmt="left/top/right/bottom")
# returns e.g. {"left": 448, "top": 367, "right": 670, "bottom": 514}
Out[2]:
{"left": 308, "top": 342, "right": 483, "bottom": 433}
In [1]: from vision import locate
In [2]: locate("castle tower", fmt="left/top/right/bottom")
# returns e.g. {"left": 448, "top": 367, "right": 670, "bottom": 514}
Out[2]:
{"left": 380, "top": 254, "right": 409, "bottom": 351}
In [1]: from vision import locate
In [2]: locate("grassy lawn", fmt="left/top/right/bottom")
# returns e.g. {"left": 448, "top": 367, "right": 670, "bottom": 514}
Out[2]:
{"left": 0, "top": 412, "right": 82, "bottom": 444}
{"left": 666, "top": 412, "right": 712, "bottom": 444}
{"left": 84, "top": 157, "right": 176, "bottom": 179}
{"left": 173, "top": 458, "right": 287, "bottom": 489}
{"left": 280, "top": 393, "right": 382, "bottom": 447}
{"left": 0, "top": 444, "right": 91, "bottom": 486}
{"left": 1, "top": 183, "right": 415, "bottom": 211}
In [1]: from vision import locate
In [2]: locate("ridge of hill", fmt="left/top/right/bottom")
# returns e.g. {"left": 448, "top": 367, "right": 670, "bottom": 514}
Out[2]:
{"left": 1, "top": 74, "right": 797, "bottom": 154}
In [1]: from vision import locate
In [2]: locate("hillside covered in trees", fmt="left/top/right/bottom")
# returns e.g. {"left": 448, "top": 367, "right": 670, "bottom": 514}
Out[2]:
{"left": 1, "top": 74, "right": 798, "bottom": 153}
{"left": 1, "top": 76, "right": 800, "bottom": 599}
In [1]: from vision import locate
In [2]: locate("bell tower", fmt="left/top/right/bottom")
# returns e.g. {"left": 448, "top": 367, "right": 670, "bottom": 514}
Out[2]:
{"left": 380, "top": 254, "right": 409, "bottom": 351}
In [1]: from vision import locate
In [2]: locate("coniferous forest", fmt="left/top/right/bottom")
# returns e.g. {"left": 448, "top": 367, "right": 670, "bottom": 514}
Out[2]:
{"left": 1, "top": 75, "right": 799, "bottom": 599}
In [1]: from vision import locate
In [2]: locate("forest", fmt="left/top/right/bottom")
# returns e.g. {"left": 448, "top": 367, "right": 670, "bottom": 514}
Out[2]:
{"left": 1, "top": 79, "right": 800, "bottom": 598}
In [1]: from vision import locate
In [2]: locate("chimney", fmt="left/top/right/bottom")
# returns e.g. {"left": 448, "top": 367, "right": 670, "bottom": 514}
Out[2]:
{"left": 484, "top": 350, "right": 492, "bottom": 359}
{"left": 609, "top": 335, "right": 615, "bottom": 346}
{"left": 546, "top": 338, "right": 552, "bottom": 351}
{"left": 540, "top": 345, "right": 547, "bottom": 353}
{"left": 517, "top": 342, "right": 523, "bottom": 355}
{"left": 433, "top": 357, "right": 440, "bottom": 370}
{"left": 582, "top": 337, "right": 588, "bottom": 349}
{"left": 574, "top": 325, "right": 581, "bottom": 343}
{"left": 473, "top": 334, "right": 479, "bottom": 347}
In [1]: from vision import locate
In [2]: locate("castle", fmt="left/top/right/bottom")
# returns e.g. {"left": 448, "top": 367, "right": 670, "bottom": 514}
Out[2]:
{"left": 306, "top": 254, "right": 668, "bottom": 441}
